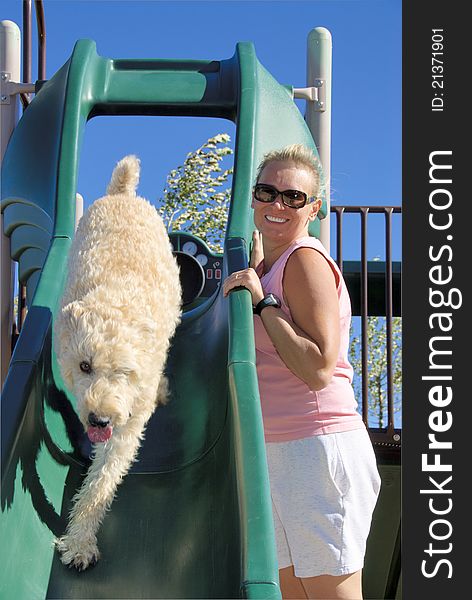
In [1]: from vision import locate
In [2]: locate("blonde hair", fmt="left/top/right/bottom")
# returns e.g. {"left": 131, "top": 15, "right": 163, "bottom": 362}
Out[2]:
{"left": 255, "top": 144, "right": 323, "bottom": 198}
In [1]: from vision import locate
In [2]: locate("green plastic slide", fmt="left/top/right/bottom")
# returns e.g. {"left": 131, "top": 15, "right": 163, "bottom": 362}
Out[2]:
{"left": 1, "top": 40, "right": 326, "bottom": 599}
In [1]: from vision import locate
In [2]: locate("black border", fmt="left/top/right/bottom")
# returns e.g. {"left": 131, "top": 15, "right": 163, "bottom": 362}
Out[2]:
{"left": 403, "top": 2, "right": 466, "bottom": 597}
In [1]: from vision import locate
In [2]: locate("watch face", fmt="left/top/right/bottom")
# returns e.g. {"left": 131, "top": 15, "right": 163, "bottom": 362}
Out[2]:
{"left": 255, "top": 293, "right": 281, "bottom": 315}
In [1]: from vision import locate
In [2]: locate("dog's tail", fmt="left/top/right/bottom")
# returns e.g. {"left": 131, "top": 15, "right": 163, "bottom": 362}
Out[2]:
{"left": 107, "top": 155, "right": 140, "bottom": 196}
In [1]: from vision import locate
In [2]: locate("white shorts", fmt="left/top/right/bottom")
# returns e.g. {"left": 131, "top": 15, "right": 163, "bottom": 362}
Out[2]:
{"left": 266, "top": 428, "right": 381, "bottom": 578}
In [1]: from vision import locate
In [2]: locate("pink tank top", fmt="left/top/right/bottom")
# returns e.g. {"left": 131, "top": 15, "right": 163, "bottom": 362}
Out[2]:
{"left": 254, "top": 236, "right": 363, "bottom": 442}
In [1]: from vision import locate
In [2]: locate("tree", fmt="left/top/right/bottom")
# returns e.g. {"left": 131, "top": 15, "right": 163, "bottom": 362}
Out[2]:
{"left": 157, "top": 133, "right": 233, "bottom": 253}
{"left": 349, "top": 315, "right": 402, "bottom": 428}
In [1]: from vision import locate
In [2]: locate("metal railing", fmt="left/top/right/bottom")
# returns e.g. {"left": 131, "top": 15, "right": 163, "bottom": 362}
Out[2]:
{"left": 331, "top": 205, "right": 402, "bottom": 453}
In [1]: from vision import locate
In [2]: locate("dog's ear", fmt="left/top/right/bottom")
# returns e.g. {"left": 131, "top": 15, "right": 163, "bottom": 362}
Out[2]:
{"left": 59, "top": 300, "right": 86, "bottom": 330}
{"left": 54, "top": 300, "right": 86, "bottom": 357}
{"left": 54, "top": 301, "right": 86, "bottom": 390}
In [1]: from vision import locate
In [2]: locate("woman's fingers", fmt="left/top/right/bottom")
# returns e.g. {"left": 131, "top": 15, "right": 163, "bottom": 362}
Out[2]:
{"left": 250, "top": 229, "right": 264, "bottom": 272}
{"left": 252, "top": 228, "right": 262, "bottom": 246}
{"left": 223, "top": 268, "right": 264, "bottom": 305}
{"left": 223, "top": 270, "right": 249, "bottom": 296}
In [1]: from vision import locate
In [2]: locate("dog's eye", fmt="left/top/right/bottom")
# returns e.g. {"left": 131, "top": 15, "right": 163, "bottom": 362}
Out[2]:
{"left": 79, "top": 361, "right": 92, "bottom": 374}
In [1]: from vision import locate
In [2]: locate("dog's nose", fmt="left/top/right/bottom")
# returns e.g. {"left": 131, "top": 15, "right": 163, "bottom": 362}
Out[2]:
{"left": 88, "top": 412, "right": 110, "bottom": 428}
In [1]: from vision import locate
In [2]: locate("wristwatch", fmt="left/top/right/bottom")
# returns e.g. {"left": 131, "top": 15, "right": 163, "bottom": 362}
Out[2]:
{"left": 254, "top": 293, "right": 281, "bottom": 315}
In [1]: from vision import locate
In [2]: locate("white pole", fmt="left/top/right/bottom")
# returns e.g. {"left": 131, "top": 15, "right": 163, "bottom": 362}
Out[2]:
{"left": 75, "top": 193, "right": 84, "bottom": 230}
{"left": 305, "top": 27, "right": 332, "bottom": 251}
{"left": 0, "top": 20, "right": 21, "bottom": 388}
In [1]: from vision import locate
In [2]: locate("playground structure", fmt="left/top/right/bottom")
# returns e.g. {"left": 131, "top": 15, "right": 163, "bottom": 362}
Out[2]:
{"left": 0, "top": 4, "right": 401, "bottom": 599}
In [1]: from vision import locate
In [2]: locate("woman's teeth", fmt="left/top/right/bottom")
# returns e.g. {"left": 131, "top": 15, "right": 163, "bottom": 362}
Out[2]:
{"left": 266, "top": 215, "right": 288, "bottom": 223}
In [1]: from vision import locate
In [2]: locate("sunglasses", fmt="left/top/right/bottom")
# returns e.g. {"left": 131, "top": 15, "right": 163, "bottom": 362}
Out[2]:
{"left": 253, "top": 183, "right": 317, "bottom": 209}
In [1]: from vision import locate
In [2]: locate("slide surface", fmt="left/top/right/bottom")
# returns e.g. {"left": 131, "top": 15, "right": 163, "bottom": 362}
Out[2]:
{"left": 1, "top": 280, "right": 279, "bottom": 599}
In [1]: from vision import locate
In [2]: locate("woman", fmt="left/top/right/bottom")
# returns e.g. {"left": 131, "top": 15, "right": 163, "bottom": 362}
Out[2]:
{"left": 223, "top": 144, "right": 381, "bottom": 599}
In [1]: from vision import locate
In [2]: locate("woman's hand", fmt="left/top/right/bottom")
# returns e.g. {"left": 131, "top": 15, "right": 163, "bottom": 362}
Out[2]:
{"left": 250, "top": 229, "right": 264, "bottom": 277}
{"left": 223, "top": 267, "right": 265, "bottom": 308}
{"left": 223, "top": 230, "right": 266, "bottom": 307}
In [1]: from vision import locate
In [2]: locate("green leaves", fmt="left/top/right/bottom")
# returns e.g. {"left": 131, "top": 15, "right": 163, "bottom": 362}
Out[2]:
{"left": 349, "top": 316, "right": 402, "bottom": 428}
{"left": 157, "top": 134, "right": 233, "bottom": 253}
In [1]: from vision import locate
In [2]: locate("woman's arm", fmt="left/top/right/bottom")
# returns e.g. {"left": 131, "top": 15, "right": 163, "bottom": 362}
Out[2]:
{"left": 262, "top": 247, "right": 340, "bottom": 390}
{"left": 223, "top": 246, "right": 340, "bottom": 391}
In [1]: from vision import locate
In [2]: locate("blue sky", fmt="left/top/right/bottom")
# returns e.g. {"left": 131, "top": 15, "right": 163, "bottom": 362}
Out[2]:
{"left": 2, "top": 0, "right": 401, "bottom": 260}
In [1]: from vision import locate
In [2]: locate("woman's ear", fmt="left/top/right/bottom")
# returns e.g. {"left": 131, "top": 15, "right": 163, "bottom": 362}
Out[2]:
{"left": 308, "top": 198, "right": 322, "bottom": 221}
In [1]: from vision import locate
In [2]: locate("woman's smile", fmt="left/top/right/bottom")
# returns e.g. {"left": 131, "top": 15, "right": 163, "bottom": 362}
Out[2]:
{"left": 265, "top": 214, "right": 289, "bottom": 224}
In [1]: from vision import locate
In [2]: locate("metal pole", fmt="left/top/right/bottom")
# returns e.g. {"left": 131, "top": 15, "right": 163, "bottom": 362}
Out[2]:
{"left": 360, "top": 208, "right": 369, "bottom": 425}
{"left": 34, "top": 0, "right": 46, "bottom": 80}
{"left": 385, "top": 208, "right": 395, "bottom": 434}
{"left": 0, "top": 20, "right": 21, "bottom": 388}
{"left": 305, "top": 27, "right": 332, "bottom": 251}
{"left": 23, "top": 1, "right": 32, "bottom": 84}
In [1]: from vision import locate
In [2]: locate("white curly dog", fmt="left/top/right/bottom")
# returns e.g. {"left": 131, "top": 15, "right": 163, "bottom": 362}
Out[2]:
{"left": 54, "top": 155, "right": 182, "bottom": 570}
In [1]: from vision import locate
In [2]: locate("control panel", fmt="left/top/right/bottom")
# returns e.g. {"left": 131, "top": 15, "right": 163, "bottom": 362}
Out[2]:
{"left": 169, "top": 232, "right": 223, "bottom": 305}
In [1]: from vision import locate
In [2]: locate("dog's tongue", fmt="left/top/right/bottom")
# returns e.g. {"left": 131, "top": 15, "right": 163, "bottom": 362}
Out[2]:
{"left": 87, "top": 425, "right": 113, "bottom": 443}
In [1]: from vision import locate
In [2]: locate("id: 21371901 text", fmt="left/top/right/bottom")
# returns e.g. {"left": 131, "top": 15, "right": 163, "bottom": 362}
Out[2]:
{"left": 432, "top": 29, "right": 444, "bottom": 112}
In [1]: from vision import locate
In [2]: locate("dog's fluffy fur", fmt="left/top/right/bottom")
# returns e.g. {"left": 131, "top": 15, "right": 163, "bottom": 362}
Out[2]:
{"left": 54, "top": 155, "right": 181, "bottom": 570}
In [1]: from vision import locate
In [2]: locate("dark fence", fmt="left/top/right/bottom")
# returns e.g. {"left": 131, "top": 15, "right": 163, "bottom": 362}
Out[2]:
{"left": 331, "top": 205, "right": 402, "bottom": 456}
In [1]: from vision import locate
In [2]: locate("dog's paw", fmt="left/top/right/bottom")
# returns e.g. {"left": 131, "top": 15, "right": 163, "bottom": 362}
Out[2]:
{"left": 55, "top": 534, "right": 100, "bottom": 571}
